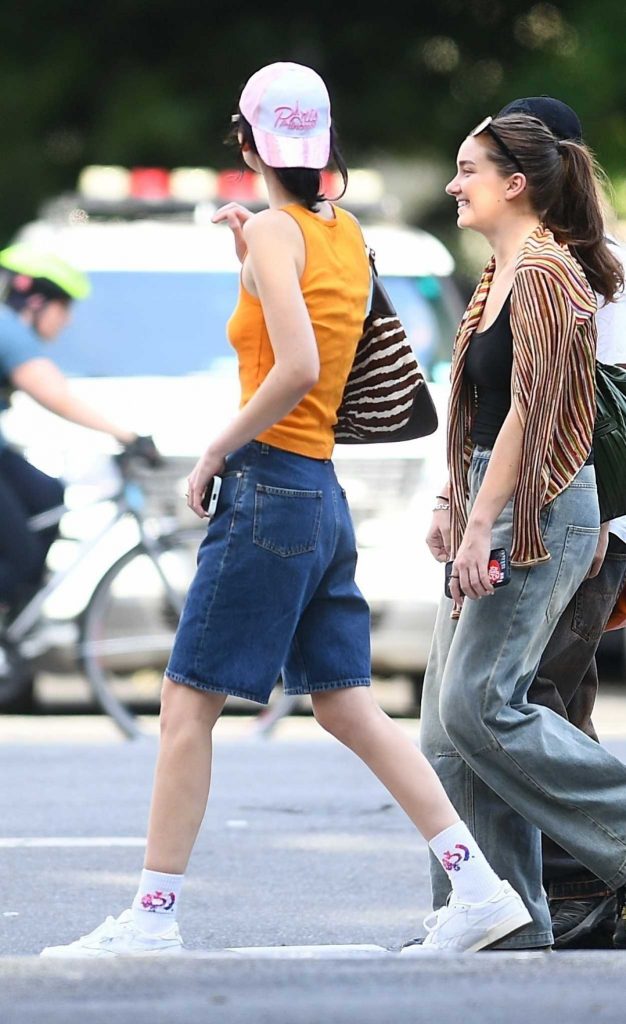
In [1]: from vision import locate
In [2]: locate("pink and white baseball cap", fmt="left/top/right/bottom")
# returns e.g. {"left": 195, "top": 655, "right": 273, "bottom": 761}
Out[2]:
{"left": 239, "top": 62, "right": 331, "bottom": 170}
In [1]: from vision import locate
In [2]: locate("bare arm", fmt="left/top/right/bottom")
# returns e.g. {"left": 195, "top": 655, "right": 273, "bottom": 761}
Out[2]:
{"left": 11, "top": 358, "right": 135, "bottom": 443}
{"left": 185, "top": 210, "right": 320, "bottom": 517}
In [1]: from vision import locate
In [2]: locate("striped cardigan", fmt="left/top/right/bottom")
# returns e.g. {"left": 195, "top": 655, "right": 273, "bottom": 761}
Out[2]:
{"left": 448, "top": 224, "right": 597, "bottom": 567}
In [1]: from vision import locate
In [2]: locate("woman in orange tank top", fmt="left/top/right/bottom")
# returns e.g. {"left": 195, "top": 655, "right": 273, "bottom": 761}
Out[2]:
{"left": 40, "top": 63, "right": 529, "bottom": 959}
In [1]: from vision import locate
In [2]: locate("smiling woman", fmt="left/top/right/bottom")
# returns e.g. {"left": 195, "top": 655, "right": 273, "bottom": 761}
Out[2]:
{"left": 420, "top": 109, "right": 626, "bottom": 952}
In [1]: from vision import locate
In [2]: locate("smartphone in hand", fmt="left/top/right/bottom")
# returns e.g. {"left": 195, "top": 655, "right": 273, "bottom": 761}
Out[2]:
{"left": 200, "top": 475, "right": 222, "bottom": 518}
{"left": 444, "top": 548, "right": 511, "bottom": 599}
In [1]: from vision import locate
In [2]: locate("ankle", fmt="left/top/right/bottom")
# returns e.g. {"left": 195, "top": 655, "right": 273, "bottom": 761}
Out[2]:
{"left": 131, "top": 868, "right": 184, "bottom": 936}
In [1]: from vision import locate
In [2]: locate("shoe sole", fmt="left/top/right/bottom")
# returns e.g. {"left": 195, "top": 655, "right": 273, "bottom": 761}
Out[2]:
{"left": 40, "top": 944, "right": 184, "bottom": 959}
{"left": 465, "top": 906, "right": 533, "bottom": 953}
{"left": 553, "top": 894, "right": 617, "bottom": 950}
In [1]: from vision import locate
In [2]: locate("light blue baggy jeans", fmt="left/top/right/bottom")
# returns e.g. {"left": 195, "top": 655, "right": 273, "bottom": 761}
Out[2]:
{"left": 420, "top": 447, "right": 626, "bottom": 948}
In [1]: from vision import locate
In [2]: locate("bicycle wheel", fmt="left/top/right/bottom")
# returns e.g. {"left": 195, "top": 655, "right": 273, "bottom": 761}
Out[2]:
{"left": 80, "top": 528, "right": 200, "bottom": 737}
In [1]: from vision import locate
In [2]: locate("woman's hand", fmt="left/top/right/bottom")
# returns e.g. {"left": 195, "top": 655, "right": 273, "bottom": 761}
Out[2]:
{"left": 450, "top": 522, "right": 494, "bottom": 602}
{"left": 186, "top": 448, "right": 226, "bottom": 519}
{"left": 211, "top": 203, "right": 254, "bottom": 263}
{"left": 585, "top": 521, "right": 610, "bottom": 580}
{"left": 426, "top": 509, "right": 451, "bottom": 563}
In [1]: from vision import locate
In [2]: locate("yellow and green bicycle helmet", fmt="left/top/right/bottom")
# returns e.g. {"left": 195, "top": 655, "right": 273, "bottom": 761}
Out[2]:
{"left": 0, "top": 243, "right": 91, "bottom": 302}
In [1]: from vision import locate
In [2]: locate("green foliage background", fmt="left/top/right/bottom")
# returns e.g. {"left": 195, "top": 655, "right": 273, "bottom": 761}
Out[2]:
{"left": 2, "top": 0, "right": 625, "bottom": 254}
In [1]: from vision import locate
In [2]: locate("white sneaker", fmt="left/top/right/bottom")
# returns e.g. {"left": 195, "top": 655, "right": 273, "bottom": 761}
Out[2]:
{"left": 400, "top": 880, "right": 532, "bottom": 954}
{"left": 40, "top": 909, "right": 184, "bottom": 958}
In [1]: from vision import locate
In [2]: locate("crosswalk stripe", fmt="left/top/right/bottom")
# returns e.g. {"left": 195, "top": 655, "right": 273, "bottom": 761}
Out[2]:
{"left": 0, "top": 837, "right": 146, "bottom": 848}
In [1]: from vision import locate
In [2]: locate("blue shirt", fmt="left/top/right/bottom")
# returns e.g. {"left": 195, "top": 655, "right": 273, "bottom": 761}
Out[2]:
{"left": 0, "top": 306, "right": 44, "bottom": 448}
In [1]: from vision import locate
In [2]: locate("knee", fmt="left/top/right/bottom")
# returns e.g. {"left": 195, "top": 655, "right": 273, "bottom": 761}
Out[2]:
{"left": 311, "top": 691, "right": 367, "bottom": 747}
{"left": 439, "top": 675, "right": 480, "bottom": 753}
{"left": 159, "top": 677, "right": 224, "bottom": 740}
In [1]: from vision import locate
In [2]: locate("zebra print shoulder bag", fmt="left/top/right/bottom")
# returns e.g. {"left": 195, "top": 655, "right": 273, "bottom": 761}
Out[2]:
{"left": 334, "top": 250, "right": 438, "bottom": 444}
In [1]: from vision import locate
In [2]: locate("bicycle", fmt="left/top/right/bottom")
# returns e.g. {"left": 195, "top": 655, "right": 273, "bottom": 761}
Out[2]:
{"left": 0, "top": 453, "right": 203, "bottom": 739}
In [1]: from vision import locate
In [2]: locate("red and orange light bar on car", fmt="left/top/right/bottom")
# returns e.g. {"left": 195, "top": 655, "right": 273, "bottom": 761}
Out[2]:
{"left": 77, "top": 166, "right": 381, "bottom": 208}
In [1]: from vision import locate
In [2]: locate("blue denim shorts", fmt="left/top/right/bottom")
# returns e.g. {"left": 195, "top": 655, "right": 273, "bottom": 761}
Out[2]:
{"left": 166, "top": 441, "right": 371, "bottom": 704}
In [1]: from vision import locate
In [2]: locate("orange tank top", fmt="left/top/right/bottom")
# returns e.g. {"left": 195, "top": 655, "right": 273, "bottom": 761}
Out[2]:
{"left": 226, "top": 203, "right": 370, "bottom": 459}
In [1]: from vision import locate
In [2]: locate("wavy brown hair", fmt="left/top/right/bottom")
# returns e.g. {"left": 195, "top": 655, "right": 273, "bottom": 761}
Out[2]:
{"left": 479, "top": 113, "right": 624, "bottom": 303}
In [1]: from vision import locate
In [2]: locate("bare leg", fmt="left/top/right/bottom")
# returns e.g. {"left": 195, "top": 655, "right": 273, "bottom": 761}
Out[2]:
{"left": 143, "top": 677, "right": 226, "bottom": 873}
{"left": 311, "top": 686, "right": 458, "bottom": 841}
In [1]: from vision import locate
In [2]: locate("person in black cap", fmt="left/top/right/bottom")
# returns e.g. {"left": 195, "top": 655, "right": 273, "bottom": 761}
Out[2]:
{"left": 497, "top": 96, "right": 626, "bottom": 950}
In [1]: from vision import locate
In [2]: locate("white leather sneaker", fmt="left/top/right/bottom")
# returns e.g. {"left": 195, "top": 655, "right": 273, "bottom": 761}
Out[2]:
{"left": 40, "top": 909, "right": 184, "bottom": 958}
{"left": 400, "top": 880, "right": 532, "bottom": 953}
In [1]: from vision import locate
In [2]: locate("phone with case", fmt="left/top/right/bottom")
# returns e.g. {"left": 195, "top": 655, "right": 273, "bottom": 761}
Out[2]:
{"left": 200, "top": 475, "right": 222, "bottom": 518}
{"left": 444, "top": 548, "right": 511, "bottom": 599}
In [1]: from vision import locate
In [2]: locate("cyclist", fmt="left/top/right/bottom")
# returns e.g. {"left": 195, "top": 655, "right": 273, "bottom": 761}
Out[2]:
{"left": 0, "top": 243, "right": 156, "bottom": 618}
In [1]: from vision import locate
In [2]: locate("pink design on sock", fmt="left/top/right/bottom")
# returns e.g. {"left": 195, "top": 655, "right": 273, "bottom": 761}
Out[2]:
{"left": 140, "top": 890, "right": 176, "bottom": 912}
{"left": 442, "top": 844, "right": 471, "bottom": 872}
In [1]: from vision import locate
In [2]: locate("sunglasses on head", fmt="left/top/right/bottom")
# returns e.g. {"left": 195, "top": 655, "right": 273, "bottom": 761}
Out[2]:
{"left": 470, "top": 116, "right": 525, "bottom": 175}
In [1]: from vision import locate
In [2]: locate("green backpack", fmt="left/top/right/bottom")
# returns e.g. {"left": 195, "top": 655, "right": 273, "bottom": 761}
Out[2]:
{"left": 594, "top": 360, "right": 626, "bottom": 521}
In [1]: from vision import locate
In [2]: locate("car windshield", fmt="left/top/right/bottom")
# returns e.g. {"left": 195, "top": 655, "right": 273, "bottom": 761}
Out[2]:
{"left": 51, "top": 271, "right": 459, "bottom": 379}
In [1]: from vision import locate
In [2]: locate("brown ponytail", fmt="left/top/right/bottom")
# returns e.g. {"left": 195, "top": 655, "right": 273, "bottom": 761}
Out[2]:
{"left": 485, "top": 114, "right": 624, "bottom": 304}
{"left": 545, "top": 140, "right": 623, "bottom": 303}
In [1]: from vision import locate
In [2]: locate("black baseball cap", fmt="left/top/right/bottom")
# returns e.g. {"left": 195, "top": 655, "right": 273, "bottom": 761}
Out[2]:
{"left": 497, "top": 96, "right": 583, "bottom": 142}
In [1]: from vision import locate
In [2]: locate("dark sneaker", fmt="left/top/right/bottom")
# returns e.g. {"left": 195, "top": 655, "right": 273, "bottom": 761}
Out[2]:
{"left": 550, "top": 893, "right": 617, "bottom": 949}
{"left": 613, "top": 891, "right": 626, "bottom": 949}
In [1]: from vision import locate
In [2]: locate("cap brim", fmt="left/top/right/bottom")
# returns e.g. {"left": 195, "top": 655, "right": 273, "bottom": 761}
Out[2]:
{"left": 252, "top": 126, "right": 330, "bottom": 169}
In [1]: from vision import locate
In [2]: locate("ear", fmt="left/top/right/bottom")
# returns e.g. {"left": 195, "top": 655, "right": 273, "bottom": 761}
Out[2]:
{"left": 504, "top": 173, "right": 527, "bottom": 201}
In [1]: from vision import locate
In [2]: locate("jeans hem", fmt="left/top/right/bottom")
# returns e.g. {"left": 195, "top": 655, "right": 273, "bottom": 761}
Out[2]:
{"left": 165, "top": 670, "right": 272, "bottom": 705}
{"left": 285, "top": 677, "right": 371, "bottom": 696}
{"left": 548, "top": 877, "right": 612, "bottom": 899}
{"left": 490, "top": 930, "right": 554, "bottom": 950}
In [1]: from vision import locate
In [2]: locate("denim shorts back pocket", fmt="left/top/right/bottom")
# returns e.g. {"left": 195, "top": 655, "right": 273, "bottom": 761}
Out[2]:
{"left": 253, "top": 484, "right": 323, "bottom": 557}
{"left": 546, "top": 525, "right": 600, "bottom": 623}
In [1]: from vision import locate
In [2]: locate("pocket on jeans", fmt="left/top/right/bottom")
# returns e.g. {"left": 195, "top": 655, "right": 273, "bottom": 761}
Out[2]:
{"left": 572, "top": 582, "right": 618, "bottom": 643}
{"left": 253, "top": 484, "right": 323, "bottom": 557}
{"left": 546, "top": 525, "right": 600, "bottom": 623}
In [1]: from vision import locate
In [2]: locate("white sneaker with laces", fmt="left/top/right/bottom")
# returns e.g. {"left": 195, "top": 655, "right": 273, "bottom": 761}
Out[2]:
{"left": 40, "top": 909, "right": 184, "bottom": 958}
{"left": 400, "top": 880, "right": 532, "bottom": 954}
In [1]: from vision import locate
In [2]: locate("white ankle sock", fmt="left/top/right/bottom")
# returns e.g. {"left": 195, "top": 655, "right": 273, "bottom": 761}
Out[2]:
{"left": 131, "top": 868, "right": 184, "bottom": 935}
{"left": 429, "top": 822, "right": 502, "bottom": 903}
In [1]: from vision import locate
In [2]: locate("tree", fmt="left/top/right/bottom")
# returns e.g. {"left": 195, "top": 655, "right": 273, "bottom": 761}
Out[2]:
{"left": 1, "top": 1, "right": 625, "bottom": 249}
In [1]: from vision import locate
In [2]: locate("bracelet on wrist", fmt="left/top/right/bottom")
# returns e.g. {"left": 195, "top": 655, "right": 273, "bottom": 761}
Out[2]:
{"left": 435, "top": 494, "right": 450, "bottom": 502}
{"left": 433, "top": 501, "right": 450, "bottom": 512}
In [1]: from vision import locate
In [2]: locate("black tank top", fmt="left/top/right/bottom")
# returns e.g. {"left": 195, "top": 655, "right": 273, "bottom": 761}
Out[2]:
{"left": 465, "top": 295, "right": 513, "bottom": 448}
{"left": 464, "top": 295, "right": 594, "bottom": 462}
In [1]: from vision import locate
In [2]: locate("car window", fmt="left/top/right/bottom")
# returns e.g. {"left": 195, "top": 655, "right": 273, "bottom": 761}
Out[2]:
{"left": 52, "top": 271, "right": 241, "bottom": 377}
{"left": 383, "top": 276, "right": 459, "bottom": 381}
{"left": 51, "top": 270, "right": 457, "bottom": 378}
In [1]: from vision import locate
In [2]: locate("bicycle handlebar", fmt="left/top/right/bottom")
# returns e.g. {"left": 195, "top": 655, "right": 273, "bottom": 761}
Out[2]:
{"left": 117, "top": 434, "right": 164, "bottom": 471}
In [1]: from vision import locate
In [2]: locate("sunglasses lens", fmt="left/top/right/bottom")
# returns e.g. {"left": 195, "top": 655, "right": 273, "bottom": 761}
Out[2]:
{"left": 470, "top": 116, "right": 493, "bottom": 137}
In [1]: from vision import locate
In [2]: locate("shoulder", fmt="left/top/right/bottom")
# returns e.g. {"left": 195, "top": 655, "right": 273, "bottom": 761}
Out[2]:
{"left": 0, "top": 307, "right": 42, "bottom": 369}
{"left": 514, "top": 228, "right": 596, "bottom": 317}
{"left": 242, "top": 208, "right": 302, "bottom": 245}
{"left": 336, "top": 206, "right": 361, "bottom": 229}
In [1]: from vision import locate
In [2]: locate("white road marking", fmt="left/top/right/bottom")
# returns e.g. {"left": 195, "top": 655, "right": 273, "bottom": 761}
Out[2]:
{"left": 0, "top": 837, "right": 146, "bottom": 848}
{"left": 222, "top": 944, "right": 393, "bottom": 958}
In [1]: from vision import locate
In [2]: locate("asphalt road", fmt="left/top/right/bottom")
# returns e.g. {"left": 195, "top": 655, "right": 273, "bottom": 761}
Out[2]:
{"left": 1, "top": 708, "right": 626, "bottom": 1023}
